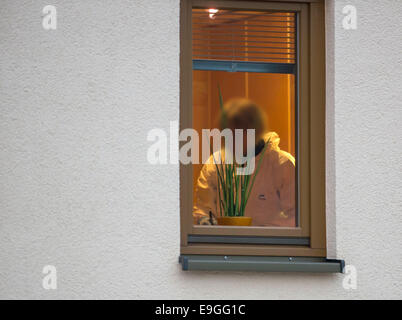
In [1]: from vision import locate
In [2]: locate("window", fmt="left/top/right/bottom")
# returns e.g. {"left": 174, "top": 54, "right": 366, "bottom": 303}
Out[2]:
{"left": 180, "top": 0, "right": 342, "bottom": 272}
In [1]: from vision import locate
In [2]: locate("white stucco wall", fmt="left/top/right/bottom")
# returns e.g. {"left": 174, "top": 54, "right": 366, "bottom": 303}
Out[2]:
{"left": 0, "top": 0, "right": 401, "bottom": 299}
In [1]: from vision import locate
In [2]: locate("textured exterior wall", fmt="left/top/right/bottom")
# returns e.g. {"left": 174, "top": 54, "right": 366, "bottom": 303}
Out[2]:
{"left": 0, "top": 0, "right": 401, "bottom": 299}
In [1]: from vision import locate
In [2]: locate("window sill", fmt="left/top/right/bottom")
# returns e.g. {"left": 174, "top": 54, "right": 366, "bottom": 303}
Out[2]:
{"left": 179, "top": 255, "right": 345, "bottom": 273}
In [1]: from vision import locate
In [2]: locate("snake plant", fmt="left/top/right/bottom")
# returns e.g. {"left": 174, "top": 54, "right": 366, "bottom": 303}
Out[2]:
{"left": 212, "top": 87, "right": 269, "bottom": 217}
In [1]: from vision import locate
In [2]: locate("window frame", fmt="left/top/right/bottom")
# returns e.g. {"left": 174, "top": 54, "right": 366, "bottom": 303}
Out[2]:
{"left": 180, "top": 0, "right": 326, "bottom": 258}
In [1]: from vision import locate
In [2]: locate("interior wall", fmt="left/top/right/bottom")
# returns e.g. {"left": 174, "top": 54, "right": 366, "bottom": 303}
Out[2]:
{"left": 247, "top": 73, "right": 295, "bottom": 155}
{"left": 0, "top": 0, "right": 401, "bottom": 299}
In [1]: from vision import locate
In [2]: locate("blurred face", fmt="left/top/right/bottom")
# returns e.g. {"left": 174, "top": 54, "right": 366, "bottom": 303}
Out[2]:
{"left": 222, "top": 99, "right": 266, "bottom": 156}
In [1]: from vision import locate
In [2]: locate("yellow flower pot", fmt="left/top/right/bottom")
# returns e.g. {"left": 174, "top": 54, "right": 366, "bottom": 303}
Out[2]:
{"left": 217, "top": 216, "right": 252, "bottom": 226}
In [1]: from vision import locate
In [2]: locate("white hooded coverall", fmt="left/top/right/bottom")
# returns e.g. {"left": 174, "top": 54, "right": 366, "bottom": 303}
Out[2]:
{"left": 193, "top": 132, "right": 296, "bottom": 227}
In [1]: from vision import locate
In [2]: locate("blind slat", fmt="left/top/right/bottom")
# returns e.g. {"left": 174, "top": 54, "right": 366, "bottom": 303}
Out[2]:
{"left": 192, "top": 9, "right": 296, "bottom": 64}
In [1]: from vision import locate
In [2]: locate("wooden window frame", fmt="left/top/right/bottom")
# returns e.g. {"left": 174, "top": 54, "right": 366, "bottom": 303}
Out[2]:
{"left": 180, "top": 0, "right": 326, "bottom": 257}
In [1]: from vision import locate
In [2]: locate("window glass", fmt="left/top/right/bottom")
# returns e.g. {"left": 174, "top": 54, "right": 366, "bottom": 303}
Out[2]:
{"left": 191, "top": 8, "right": 297, "bottom": 228}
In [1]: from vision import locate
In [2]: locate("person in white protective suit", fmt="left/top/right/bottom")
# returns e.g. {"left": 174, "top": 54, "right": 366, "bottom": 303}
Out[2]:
{"left": 193, "top": 98, "right": 296, "bottom": 227}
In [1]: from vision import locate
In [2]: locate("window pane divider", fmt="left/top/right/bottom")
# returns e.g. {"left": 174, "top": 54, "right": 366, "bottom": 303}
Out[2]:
{"left": 193, "top": 59, "right": 296, "bottom": 74}
{"left": 188, "top": 235, "right": 310, "bottom": 246}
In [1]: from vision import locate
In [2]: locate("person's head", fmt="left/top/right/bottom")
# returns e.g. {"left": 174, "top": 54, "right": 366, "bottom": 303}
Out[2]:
{"left": 220, "top": 98, "right": 267, "bottom": 153}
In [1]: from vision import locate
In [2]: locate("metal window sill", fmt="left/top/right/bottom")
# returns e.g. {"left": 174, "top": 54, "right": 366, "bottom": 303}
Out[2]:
{"left": 179, "top": 255, "right": 345, "bottom": 273}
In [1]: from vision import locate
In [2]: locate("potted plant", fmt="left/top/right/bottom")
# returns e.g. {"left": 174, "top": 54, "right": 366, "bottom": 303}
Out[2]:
{"left": 212, "top": 89, "right": 269, "bottom": 226}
